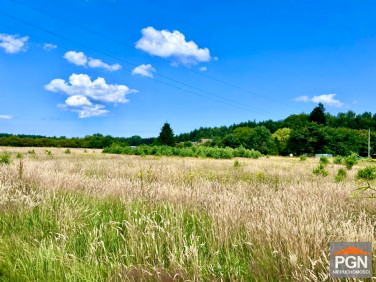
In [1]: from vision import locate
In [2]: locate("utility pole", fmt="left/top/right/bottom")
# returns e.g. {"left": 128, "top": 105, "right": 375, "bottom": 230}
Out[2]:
{"left": 368, "top": 128, "right": 371, "bottom": 158}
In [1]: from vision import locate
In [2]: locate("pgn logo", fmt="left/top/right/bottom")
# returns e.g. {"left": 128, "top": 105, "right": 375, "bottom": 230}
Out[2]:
{"left": 330, "top": 242, "right": 372, "bottom": 278}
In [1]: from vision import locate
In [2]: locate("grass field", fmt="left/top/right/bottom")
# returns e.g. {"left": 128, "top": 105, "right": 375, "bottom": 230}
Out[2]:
{"left": 0, "top": 147, "right": 375, "bottom": 281}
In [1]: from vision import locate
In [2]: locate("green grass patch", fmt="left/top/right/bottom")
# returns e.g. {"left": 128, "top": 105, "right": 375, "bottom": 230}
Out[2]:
{"left": 0, "top": 190, "right": 283, "bottom": 281}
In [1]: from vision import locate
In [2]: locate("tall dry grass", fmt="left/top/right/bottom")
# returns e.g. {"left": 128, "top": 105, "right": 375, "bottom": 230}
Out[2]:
{"left": 0, "top": 147, "right": 374, "bottom": 281}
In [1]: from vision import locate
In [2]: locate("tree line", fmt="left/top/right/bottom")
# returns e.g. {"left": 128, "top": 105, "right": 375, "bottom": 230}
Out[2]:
{"left": 1, "top": 103, "right": 376, "bottom": 156}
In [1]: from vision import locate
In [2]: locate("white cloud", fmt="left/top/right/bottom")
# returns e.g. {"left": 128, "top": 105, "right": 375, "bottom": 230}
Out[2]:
{"left": 294, "top": 93, "right": 344, "bottom": 107}
{"left": 199, "top": 66, "right": 207, "bottom": 72}
{"left": 65, "top": 95, "right": 92, "bottom": 107}
{"left": 63, "top": 51, "right": 121, "bottom": 71}
{"left": 76, "top": 105, "right": 109, "bottom": 118}
{"left": 45, "top": 73, "right": 136, "bottom": 104}
{"left": 294, "top": 95, "right": 309, "bottom": 102}
{"left": 311, "top": 94, "right": 344, "bottom": 107}
{"left": 88, "top": 58, "right": 121, "bottom": 71}
{"left": 43, "top": 43, "right": 57, "bottom": 51}
{"left": 45, "top": 73, "right": 136, "bottom": 118}
{"left": 64, "top": 51, "right": 87, "bottom": 66}
{"left": 136, "top": 26, "right": 211, "bottom": 65}
{"left": 0, "top": 33, "right": 28, "bottom": 54}
{"left": 132, "top": 64, "right": 156, "bottom": 78}
{"left": 0, "top": 115, "right": 12, "bottom": 119}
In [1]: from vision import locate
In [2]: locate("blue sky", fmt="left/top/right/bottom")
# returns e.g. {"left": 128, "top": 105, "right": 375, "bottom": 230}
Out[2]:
{"left": 1, "top": 0, "right": 376, "bottom": 137}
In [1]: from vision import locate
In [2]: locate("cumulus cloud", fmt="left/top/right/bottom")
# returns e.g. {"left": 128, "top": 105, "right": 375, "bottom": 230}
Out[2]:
{"left": 0, "top": 115, "right": 12, "bottom": 119}
{"left": 135, "top": 26, "right": 211, "bottom": 65}
{"left": 76, "top": 105, "right": 109, "bottom": 118}
{"left": 45, "top": 73, "right": 136, "bottom": 118}
{"left": 311, "top": 94, "right": 344, "bottom": 107}
{"left": 64, "top": 51, "right": 87, "bottom": 66}
{"left": 43, "top": 43, "right": 57, "bottom": 51}
{"left": 0, "top": 33, "right": 29, "bottom": 54}
{"left": 132, "top": 64, "right": 156, "bottom": 78}
{"left": 88, "top": 58, "right": 121, "bottom": 71}
{"left": 45, "top": 73, "right": 135, "bottom": 103}
{"left": 295, "top": 94, "right": 344, "bottom": 107}
{"left": 65, "top": 95, "right": 92, "bottom": 107}
{"left": 63, "top": 51, "right": 121, "bottom": 71}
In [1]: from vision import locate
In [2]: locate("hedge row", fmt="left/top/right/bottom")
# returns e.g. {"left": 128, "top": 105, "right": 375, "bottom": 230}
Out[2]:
{"left": 103, "top": 144, "right": 262, "bottom": 159}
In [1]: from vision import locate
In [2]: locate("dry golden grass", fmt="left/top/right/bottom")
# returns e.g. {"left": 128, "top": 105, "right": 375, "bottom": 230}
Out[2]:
{"left": 0, "top": 147, "right": 375, "bottom": 281}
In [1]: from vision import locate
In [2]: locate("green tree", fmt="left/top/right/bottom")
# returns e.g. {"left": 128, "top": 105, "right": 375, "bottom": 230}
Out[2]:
{"left": 221, "top": 134, "right": 241, "bottom": 148}
{"left": 281, "top": 113, "right": 310, "bottom": 130}
{"left": 232, "top": 127, "right": 252, "bottom": 146}
{"left": 309, "top": 103, "right": 326, "bottom": 124}
{"left": 248, "top": 126, "right": 272, "bottom": 154}
{"left": 272, "top": 128, "right": 291, "bottom": 154}
{"left": 158, "top": 122, "right": 175, "bottom": 146}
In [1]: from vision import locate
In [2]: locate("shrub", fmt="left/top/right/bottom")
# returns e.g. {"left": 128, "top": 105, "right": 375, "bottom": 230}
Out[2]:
{"left": 234, "top": 160, "right": 241, "bottom": 168}
{"left": 243, "top": 149, "right": 262, "bottom": 159}
{"left": 319, "top": 156, "right": 329, "bottom": 165}
{"left": 65, "top": 149, "right": 71, "bottom": 154}
{"left": 102, "top": 144, "right": 261, "bottom": 160}
{"left": 28, "top": 149, "right": 35, "bottom": 154}
{"left": 333, "top": 156, "right": 343, "bottom": 165}
{"left": 220, "top": 147, "right": 233, "bottom": 159}
{"left": 357, "top": 166, "right": 376, "bottom": 180}
{"left": 178, "top": 147, "right": 194, "bottom": 157}
{"left": 300, "top": 155, "right": 307, "bottom": 161}
{"left": 313, "top": 163, "right": 328, "bottom": 177}
{"left": 344, "top": 154, "right": 358, "bottom": 170}
{"left": 45, "top": 150, "right": 52, "bottom": 156}
{"left": 0, "top": 151, "right": 12, "bottom": 165}
{"left": 16, "top": 152, "right": 23, "bottom": 159}
{"left": 335, "top": 168, "right": 347, "bottom": 182}
{"left": 183, "top": 141, "right": 193, "bottom": 147}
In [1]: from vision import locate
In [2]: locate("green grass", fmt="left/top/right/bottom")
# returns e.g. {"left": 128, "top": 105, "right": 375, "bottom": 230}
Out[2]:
{"left": 0, "top": 189, "right": 279, "bottom": 281}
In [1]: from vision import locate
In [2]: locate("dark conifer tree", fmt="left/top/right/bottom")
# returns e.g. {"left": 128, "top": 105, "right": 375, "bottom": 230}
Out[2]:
{"left": 309, "top": 103, "right": 326, "bottom": 124}
{"left": 158, "top": 122, "right": 175, "bottom": 146}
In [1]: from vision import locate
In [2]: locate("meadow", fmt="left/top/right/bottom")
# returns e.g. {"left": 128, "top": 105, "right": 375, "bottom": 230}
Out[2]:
{"left": 0, "top": 147, "right": 375, "bottom": 281}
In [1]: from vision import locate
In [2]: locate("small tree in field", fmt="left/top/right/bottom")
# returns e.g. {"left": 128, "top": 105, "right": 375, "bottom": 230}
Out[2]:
{"left": 158, "top": 122, "right": 175, "bottom": 146}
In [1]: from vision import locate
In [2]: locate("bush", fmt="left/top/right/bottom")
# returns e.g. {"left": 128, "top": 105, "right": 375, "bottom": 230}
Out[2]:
{"left": 313, "top": 163, "right": 328, "bottom": 177}
{"left": 357, "top": 166, "right": 376, "bottom": 180}
{"left": 220, "top": 147, "right": 233, "bottom": 159}
{"left": 28, "top": 149, "right": 35, "bottom": 154}
{"left": 45, "top": 150, "right": 52, "bottom": 156}
{"left": 16, "top": 152, "right": 23, "bottom": 159}
{"left": 320, "top": 156, "right": 329, "bottom": 165}
{"left": 299, "top": 155, "right": 307, "bottom": 161}
{"left": 65, "top": 149, "right": 71, "bottom": 154}
{"left": 333, "top": 156, "right": 343, "bottom": 165}
{"left": 243, "top": 149, "right": 262, "bottom": 159}
{"left": 234, "top": 160, "right": 241, "bottom": 168}
{"left": 344, "top": 154, "right": 358, "bottom": 170}
{"left": 103, "top": 144, "right": 261, "bottom": 160}
{"left": 0, "top": 151, "right": 12, "bottom": 165}
{"left": 335, "top": 168, "right": 347, "bottom": 182}
{"left": 178, "top": 147, "right": 194, "bottom": 157}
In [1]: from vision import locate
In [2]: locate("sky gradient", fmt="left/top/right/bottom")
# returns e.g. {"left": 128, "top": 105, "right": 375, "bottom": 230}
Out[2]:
{"left": 1, "top": 0, "right": 376, "bottom": 137}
